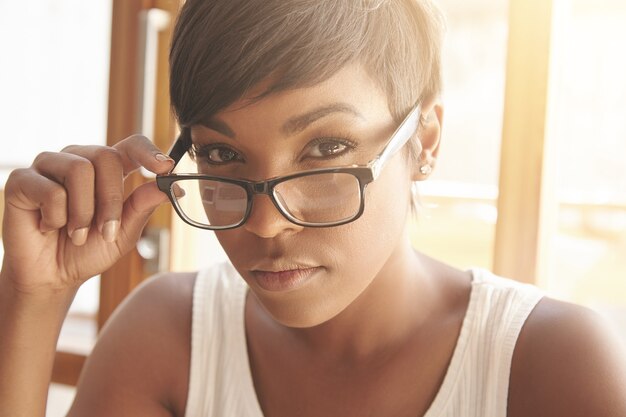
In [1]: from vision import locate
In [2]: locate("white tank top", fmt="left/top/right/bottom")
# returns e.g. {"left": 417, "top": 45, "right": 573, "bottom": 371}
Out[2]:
{"left": 184, "top": 262, "right": 544, "bottom": 417}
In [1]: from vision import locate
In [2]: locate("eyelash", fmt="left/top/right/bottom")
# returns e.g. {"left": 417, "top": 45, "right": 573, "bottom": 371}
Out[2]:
{"left": 305, "top": 135, "right": 358, "bottom": 160}
{"left": 191, "top": 143, "right": 243, "bottom": 166}
{"left": 190, "top": 134, "right": 359, "bottom": 166}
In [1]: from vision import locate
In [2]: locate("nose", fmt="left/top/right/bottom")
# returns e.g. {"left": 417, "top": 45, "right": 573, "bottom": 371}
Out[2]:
{"left": 243, "top": 194, "right": 303, "bottom": 238}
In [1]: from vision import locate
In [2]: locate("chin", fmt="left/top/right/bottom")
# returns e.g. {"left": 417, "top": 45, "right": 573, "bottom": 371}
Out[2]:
{"left": 251, "top": 290, "right": 346, "bottom": 329}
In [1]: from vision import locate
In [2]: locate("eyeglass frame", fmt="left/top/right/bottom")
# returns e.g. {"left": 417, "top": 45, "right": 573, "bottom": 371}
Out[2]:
{"left": 155, "top": 103, "right": 422, "bottom": 230}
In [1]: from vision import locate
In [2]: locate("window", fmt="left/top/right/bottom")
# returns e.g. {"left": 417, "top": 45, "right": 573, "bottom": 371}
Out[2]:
{"left": 0, "top": 0, "right": 113, "bottom": 352}
{"left": 410, "top": 0, "right": 509, "bottom": 270}
{"left": 548, "top": 0, "right": 626, "bottom": 320}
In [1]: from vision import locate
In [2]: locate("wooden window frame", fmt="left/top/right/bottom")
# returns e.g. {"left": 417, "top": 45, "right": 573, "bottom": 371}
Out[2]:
{"left": 51, "top": 0, "right": 181, "bottom": 386}
{"left": 494, "top": 0, "right": 556, "bottom": 285}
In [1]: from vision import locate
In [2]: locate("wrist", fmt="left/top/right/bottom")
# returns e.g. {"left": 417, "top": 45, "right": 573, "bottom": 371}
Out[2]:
{"left": 0, "top": 271, "right": 77, "bottom": 316}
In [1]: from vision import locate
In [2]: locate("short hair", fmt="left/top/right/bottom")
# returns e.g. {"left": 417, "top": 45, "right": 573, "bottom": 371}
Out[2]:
{"left": 169, "top": 0, "right": 446, "bottom": 211}
{"left": 170, "top": 0, "right": 444, "bottom": 126}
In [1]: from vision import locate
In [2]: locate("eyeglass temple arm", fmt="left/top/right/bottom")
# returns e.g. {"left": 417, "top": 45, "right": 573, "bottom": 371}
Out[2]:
{"left": 164, "top": 135, "right": 189, "bottom": 171}
{"left": 370, "top": 105, "right": 422, "bottom": 178}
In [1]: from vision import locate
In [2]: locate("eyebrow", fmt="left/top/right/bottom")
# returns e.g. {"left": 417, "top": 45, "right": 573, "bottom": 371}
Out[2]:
{"left": 280, "top": 103, "right": 364, "bottom": 136}
{"left": 200, "top": 118, "right": 236, "bottom": 138}
{"left": 200, "top": 102, "right": 364, "bottom": 139}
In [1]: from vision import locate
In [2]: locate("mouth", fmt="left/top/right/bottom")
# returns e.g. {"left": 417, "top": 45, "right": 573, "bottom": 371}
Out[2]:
{"left": 250, "top": 266, "right": 323, "bottom": 292}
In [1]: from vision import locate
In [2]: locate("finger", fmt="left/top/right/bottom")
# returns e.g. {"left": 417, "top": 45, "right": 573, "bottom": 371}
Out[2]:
{"left": 60, "top": 146, "right": 124, "bottom": 241}
{"left": 4, "top": 168, "right": 68, "bottom": 234}
{"left": 62, "top": 139, "right": 171, "bottom": 242}
{"left": 114, "top": 181, "right": 170, "bottom": 251}
{"left": 112, "top": 134, "right": 174, "bottom": 177}
{"left": 62, "top": 136, "right": 173, "bottom": 179}
{"left": 31, "top": 153, "right": 95, "bottom": 245}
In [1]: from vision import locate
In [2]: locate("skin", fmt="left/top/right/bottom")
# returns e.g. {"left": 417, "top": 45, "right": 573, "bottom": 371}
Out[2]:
{"left": 1, "top": 64, "right": 625, "bottom": 417}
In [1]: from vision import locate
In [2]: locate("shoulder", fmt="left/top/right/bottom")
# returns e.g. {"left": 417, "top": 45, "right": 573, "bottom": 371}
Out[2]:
{"left": 508, "top": 296, "right": 626, "bottom": 417}
{"left": 99, "top": 270, "right": 198, "bottom": 355}
{"left": 68, "top": 271, "right": 197, "bottom": 417}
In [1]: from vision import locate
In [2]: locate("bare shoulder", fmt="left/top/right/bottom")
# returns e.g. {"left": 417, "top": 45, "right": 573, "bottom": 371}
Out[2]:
{"left": 508, "top": 296, "right": 626, "bottom": 417}
{"left": 68, "top": 271, "right": 197, "bottom": 417}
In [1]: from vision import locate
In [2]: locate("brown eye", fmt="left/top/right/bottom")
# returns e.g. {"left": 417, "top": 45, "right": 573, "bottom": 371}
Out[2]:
{"left": 209, "top": 147, "right": 239, "bottom": 163}
{"left": 320, "top": 142, "right": 345, "bottom": 155}
{"left": 307, "top": 140, "right": 351, "bottom": 158}
{"left": 192, "top": 144, "right": 243, "bottom": 165}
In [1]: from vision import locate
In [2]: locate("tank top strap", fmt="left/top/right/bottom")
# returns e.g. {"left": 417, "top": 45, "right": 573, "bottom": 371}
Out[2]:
{"left": 184, "top": 262, "right": 263, "bottom": 417}
{"left": 424, "top": 268, "right": 544, "bottom": 417}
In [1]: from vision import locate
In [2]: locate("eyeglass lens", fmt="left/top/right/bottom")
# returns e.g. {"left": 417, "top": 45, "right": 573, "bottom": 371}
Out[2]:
{"left": 169, "top": 172, "right": 362, "bottom": 227}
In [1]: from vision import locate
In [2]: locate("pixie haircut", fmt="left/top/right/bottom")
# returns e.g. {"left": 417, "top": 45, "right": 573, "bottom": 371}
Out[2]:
{"left": 169, "top": 0, "right": 445, "bottom": 214}
{"left": 169, "top": 0, "right": 445, "bottom": 148}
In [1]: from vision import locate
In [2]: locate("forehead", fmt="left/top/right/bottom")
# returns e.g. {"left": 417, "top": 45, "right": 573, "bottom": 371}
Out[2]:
{"left": 209, "top": 64, "right": 392, "bottom": 129}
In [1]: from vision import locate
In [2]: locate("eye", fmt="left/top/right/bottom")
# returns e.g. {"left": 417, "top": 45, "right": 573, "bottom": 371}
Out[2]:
{"left": 306, "top": 138, "right": 356, "bottom": 159}
{"left": 192, "top": 143, "right": 243, "bottom": 165}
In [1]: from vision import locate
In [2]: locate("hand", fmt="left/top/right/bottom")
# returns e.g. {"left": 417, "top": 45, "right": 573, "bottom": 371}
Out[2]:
{"left": 0, "top": 135, "right": 174, "bottom": 295}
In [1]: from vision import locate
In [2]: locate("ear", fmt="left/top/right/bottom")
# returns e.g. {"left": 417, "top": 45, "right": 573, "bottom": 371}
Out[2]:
{"left": 412, "top": 99, "right": 443, "bottom": 181}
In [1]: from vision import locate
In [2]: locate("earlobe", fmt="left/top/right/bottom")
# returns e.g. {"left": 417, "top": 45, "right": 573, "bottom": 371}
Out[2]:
{"left": 412, "top": 102, "right": 443, "bottom": 181}
{"left": 418, "top": 163, "right": 433, "bottom": 176}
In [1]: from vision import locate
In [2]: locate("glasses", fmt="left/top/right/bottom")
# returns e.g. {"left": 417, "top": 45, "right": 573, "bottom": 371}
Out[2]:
{"left": 156, "top": 104, "right": 422, "bottom": 230}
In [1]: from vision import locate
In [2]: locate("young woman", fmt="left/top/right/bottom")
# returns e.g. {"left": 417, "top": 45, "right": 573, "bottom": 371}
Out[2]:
{"left": 1, "top": 1, "right": 625, "bottom": 416}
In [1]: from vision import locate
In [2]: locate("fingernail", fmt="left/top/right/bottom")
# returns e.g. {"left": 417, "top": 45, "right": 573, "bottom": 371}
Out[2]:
{"left": 155, "top": 153, "right": 174, "bottom": 163}
{"left": 70, "top": 227, "right": 89, "bottom": 246}
{"left": 102, "top": 220, "right": 120, "bottom": 243}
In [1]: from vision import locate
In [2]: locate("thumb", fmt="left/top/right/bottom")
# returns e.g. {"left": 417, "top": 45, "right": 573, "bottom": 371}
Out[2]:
{"left": 116, "top": 181, "right": 169, "bottom": 250}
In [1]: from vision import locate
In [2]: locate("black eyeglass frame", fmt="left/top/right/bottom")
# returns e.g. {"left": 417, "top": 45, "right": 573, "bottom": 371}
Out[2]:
{"left": 156, "top": 104, "right": 422, "bottom": 230}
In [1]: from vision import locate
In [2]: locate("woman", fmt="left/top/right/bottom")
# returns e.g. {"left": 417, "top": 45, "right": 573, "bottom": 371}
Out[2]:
{"left": 1, "top": 0, "right": 625, "bottom": 416}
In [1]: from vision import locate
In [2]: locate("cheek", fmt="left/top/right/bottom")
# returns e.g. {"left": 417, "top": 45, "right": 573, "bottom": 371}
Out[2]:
{"left": 363, "top": 151, "right": 413, "bottom": 221}
{"left": 301, "top": 162, "right": 413, "bottom": 278}
{"left": 340, "top": 160, "right": 412, "bottom": 268}
{"left": 213, "top": 231, "right": 252, "bottom": 268}
{"left": 294, "top": 162, "right": 412, "bottom": 321}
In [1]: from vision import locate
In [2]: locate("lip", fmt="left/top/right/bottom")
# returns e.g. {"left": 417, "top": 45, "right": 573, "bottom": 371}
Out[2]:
{"left": 250, "top": 267, "right": 323, "bottom": 292}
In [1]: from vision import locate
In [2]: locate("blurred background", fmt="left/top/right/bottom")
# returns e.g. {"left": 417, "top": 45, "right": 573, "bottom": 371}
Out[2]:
{"left": 0, "top": 0, "right": 625, "bottom": 415}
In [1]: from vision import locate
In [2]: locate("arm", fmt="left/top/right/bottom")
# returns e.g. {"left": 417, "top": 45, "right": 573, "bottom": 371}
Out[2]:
{"left": 508, "top": 297, "right": 626, "bottom": 417}
{"left": 67, "top": 272, "right": 195, "bottom": 417}
{"left": 0, "top": 281, "right": 76, "bottom": 417}
{"left": 0, "top": 135, "right": 174, "bottom": 417}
